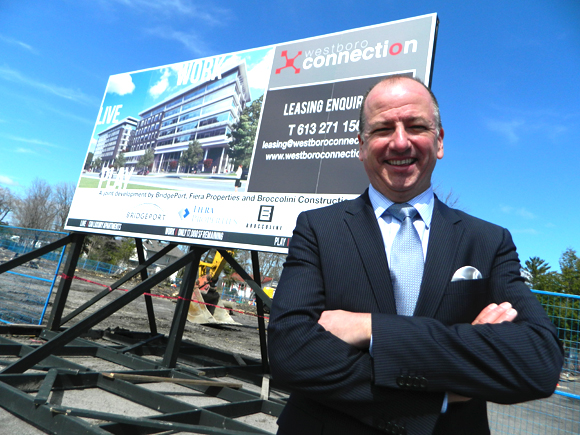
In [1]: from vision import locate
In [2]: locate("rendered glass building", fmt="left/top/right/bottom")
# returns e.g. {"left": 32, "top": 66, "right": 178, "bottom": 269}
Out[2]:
{"left": 125, "top": 63, "right": 251, "bottom": 174}
{"left": 93, "top": 117, "right": 138, "bottom": 170}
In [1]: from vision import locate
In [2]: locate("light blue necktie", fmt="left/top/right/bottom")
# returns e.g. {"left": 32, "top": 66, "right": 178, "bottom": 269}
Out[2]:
{"left": 388, "top": 203, "right": 424, "bottom": 316}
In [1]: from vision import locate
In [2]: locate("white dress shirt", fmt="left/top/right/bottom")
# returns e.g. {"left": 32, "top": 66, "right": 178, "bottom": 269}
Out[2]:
{"left": 367, "top": 184, "right": 448, "bottom": 412}
{"left": 368, "top": 184, "right": 435, "bottom": 264}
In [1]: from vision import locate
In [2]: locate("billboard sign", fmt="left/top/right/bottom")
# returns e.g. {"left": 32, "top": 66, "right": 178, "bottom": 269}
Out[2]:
{"left": 65, "top": 14, "right": 439, "bottom": 253}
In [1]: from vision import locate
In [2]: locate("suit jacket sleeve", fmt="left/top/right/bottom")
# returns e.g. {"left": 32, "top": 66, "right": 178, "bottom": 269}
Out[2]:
{"left": 370, "top": 213, "right": 563, "bottom": 404}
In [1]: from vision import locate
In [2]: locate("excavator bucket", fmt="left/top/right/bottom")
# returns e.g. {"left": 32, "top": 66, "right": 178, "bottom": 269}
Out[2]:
{"left": 187, "top": 287, "right": 240, "bottom": 325}
{"left": 212, "top": 298, "right": 239, "bottom": 324}
{"left": 185, "top": 250, "right": 241, "bottom": 325}
{"left": 187, "top": 287, "right": 216, "bottom": 324}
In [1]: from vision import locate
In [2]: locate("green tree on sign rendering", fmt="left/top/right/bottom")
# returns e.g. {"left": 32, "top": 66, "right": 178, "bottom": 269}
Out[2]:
{"left": 92, "top": 157, "right": 102, "bottom": 171}
{"left": 137, "top": 148, "right": 155, "bottom": 171}
{"left": 114, "top": 152, "right": 126, "bottom": 170}
{"left": 228, "top": 95, "right": 263, "bottom": 168}
{"left": 84, "top": 152, "right": 94, "bottom": 170}
{"left": 179, "top": 140, "right": 203, "bottom": 173}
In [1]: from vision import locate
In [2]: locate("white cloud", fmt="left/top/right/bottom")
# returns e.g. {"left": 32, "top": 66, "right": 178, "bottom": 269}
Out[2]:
{"left": 148, "top": 68, "right": 171, "bottom": 98}
{"left": 2, "top": 134, "right": 61, "bottom": 149}
{"left": 0, "top": 34, "right": 35, "bottom": 53}
{"left": 15, "top": 147, "right": 37, "bottom": 155}
{"left": 247, "top": 50, "right": 275, "bottom": 95}
{"left": 0, "top": 175, "right": 17, "bottom": 186}
{"left": 486, "top": 119, "right": 524, "bottom": 144}
{"left": 219, "top": 54, "right": 243, "bottom": 73}
{"left": 147, "top": 27, "right": 209, "bottom": 56}
{"left": 107, "top": 73, "right": 135, "bottom": 96}
{"left": 217, "top": 50, "right": 274, "bottom": 100}
{"left": 105, "top": 0, "right": 230, "bottom": 25}
{"left": 0, "top": 65, "right": 95, "bottom": 105}
{"left": 500, "top": 205, "right": 536, "bottom": 219}
{"left": 487, "top": 104, "right": 577, "bottom": 145}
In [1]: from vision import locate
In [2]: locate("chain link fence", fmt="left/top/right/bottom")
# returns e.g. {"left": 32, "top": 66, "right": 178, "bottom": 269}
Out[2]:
{"left": 489, "top": 290, "right": 580, "bottom": 434}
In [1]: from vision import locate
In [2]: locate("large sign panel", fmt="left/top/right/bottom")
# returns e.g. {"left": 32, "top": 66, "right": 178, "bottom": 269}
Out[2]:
{"left": 65, "top": 14, "right": 439, "bottom": 253}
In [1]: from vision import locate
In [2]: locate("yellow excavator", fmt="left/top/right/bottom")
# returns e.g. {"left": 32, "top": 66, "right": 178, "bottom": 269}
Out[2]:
{"left": 186, "top": 250, "right": 240, "bottom": 325}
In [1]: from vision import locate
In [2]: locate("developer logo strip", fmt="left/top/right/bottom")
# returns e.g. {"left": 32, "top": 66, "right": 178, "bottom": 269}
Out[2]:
{"left": 276, "top": 39, "right": 418, "bottom": 74}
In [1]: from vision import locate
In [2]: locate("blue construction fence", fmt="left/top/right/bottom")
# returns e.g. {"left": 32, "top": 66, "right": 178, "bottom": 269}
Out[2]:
{"left": 489, "top": 290, "right": 580, "bottom": 434}
{"left": 0, "top": 226, "right": 131, "bottom": 325}
{"left": 75, "top": 257, "right": 127, "bottom": 276}
{"left": 0, "top": 225, "right": 67, "bottom": 325}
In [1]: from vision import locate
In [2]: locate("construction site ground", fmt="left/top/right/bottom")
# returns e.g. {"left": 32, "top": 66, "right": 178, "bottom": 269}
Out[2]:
{"left": 0, "top": 266, "right": 283, "bottom": 434}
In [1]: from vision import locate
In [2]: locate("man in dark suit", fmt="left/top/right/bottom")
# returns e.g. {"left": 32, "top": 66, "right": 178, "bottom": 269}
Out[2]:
{"left": 268, "top": 76, "right": 563, "bottom": 434}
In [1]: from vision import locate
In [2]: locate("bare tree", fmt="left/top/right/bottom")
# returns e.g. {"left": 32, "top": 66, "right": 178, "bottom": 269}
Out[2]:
{"left": 232, "top": 250, "right": 287, "bottom": 283}
{"left": 0, "top": 186, "right": 14, "bottom": 224}
{"left": 12, "top": 178, "right": 56, "bottom": 230}
{"left": 53, "top": 182, "right": 76, "bottom": 230}
{"left": 433, "top": 184, "right": 461, "bottom": 209}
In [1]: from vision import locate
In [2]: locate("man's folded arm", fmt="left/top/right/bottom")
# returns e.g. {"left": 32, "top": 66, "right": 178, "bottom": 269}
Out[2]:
{"left": 370, "top": 229, "right": 563, "bottom": 404}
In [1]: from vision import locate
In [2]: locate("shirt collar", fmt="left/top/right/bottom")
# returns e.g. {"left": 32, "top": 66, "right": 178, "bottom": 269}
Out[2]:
{"left": 368, "top": 184, "right": 435, "bottom": 228}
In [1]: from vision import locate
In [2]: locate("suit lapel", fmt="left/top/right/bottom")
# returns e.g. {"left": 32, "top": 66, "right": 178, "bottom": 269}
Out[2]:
{"left": 414, "top": 198, "right": 464, "bottom": 318}
{"left": 344, "top": 192, "right": 397, "bottom": 314}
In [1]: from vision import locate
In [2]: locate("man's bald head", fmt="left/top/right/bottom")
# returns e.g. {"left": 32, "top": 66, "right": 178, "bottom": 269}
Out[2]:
{"left": 359, "top": 75, "right": 442, "bottom": 137}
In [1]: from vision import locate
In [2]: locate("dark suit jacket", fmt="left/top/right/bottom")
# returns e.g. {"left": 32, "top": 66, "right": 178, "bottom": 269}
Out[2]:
{"left": 268, "top": 191, "right": 563, "bottom": 435}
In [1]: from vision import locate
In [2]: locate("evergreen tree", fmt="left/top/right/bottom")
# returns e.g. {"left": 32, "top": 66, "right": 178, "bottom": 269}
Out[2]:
{"left": 559, "top": 248, "right": 580, "bottom": 295}
{"left": 110, "top": 238, "right": 136, "bottom": 266}
{"left": 83, "top": 236, "right": 122, "bottom": 265}
{"left": 523, "top": 257, "right": 552, "bottom": 289}
{"left": 228, "top": 95, "right": 263, "bottom": 168}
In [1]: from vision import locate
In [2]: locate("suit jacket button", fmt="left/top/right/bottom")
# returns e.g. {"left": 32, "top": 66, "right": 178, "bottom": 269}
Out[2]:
{"left": 412, "top": 377, "right": 421, "bottom": 388}
{"left": 396, "top": 376, "right": 405, "bottom": 387}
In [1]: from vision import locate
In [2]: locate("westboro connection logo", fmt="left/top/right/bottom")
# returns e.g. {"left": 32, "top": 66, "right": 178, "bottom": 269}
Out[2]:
{"left": 275, "top": 50, "right": 303, "bottom": 74}
{"left": 275, "top": 37, "right": 418, "bottom": 75}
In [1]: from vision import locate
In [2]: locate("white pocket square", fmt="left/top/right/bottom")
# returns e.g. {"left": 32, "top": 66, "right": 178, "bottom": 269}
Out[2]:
{"left": 451, "top": 266, "right": 483, "bottom": 282}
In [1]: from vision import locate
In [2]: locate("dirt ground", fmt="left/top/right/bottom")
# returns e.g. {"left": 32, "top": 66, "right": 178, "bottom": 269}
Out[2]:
{"left": 1, "top": 249, "right": 281, "bottom": 434}
{"left": 0, "top": 245, "right": 267, "bottom": 361}
{"left": 58, "top": 268, "right": 268, "bottom": 360}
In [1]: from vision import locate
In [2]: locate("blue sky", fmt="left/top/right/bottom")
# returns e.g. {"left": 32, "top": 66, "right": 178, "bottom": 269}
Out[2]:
{"left": 0, "top": 0, "right": 578, "bottom": 272}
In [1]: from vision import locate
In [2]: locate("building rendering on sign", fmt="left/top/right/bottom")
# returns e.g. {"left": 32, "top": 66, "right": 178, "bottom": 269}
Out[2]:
{"left": 93, "top": 117, "right": 138, "bottom": 169}
{"left": 125, "top": 62, "right": 251, "bottom": 174}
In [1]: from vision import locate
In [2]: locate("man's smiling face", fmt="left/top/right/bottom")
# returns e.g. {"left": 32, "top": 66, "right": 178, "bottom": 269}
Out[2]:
{"left": 358, "top": 78, "right": 444, "bottom": 203}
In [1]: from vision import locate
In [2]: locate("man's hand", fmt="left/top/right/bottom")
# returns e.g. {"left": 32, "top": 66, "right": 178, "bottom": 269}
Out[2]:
{"left": 448, "top": 302, "right": 518, "bottom": 403}
{"left": 472, "top": 302, "right": 518, "bottom": 325}
{"left": 318, "top": 310, "right": 372, "bottom": 349}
